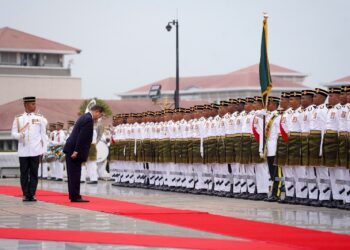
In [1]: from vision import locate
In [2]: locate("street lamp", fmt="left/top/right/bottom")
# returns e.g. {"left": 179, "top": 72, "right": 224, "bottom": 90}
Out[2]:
{"left": 166, "top": 19, "right": 180, "bottom": 109}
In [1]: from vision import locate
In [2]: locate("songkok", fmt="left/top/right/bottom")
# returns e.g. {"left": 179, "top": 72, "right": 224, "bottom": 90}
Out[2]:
{"left": 246, "top": 97, "right": 255, "bottom": 103}
{"left": 289, "top": 91, "right": 302, "bottom": 97}
{"left": 301, "top": 90, "right": 315, "bottom": 97}
{"left": 314, "top": 88, "right": 328, "bottom": 97}
{"left": 210, "top": 103, "right": 220, "bottom": 109}
{"left": 56, "top": 122, "right": 64, "bottom": 127}
{"left": 194, "top": 105, "right": 204, "bottom": 110}
{"left": 268, "top": 96, "right": 280, "bottom": 103}
{"left": 220, "top": 101, "right": 230, "bottom": 106}
{"left": 228, "top": 98, "right": 238, "bottom": 104}
{"left": 341, "top": 86, "right": 350, "bottom": 93}
{"left": 328, "top": 87, "right": 341, "bottom": 94}
{"left": 280, "top": 92, "right": 290, "bottom": 98}
{"left": 67, "top": 120, "right": 75, "bottom": 125}
{"left": 237, "top": 98, "right": 246, "bottom": 104}
{"left": 23, "top": 96, "right": 36, "bottom": 103}
{"left": 254, "top": 96, "right": 263, "bottom": 102}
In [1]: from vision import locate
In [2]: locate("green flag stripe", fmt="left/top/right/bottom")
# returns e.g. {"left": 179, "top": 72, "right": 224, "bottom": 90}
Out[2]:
{"left": 259, "top": 20, "right": 272, "bottom": 99}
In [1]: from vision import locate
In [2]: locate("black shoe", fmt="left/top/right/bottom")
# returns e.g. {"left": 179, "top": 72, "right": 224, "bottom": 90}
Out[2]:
{"left": 309, "top": 199, "right": 321, "bottom": 207}
{"left": 278, "top": 197, "right": 289, "bottom": 203}
{"left": 287, "top": 197, "right": 297, "bottom": 204}
{"left": 87, "top": 181, "right": 98, "bottom": 184}
{"left": 71, "top": 198, "right": 89, "bottom": 202}
{"left": 265, "top": 196, "right": 278, "bottom": 202}
{"left": 295, "top": 198, "right": 308, "bottom": 205}
{"left": 22, "top": 196, "right": 30, "bottom": 202}
{"left": 256, "top": 193, "right": 268, "bottom": 200}
{"left": 56, "top": 178, "right": 63, "bottom": 181}
{"left": 29, "top": 196, "right": 37, "bottom": 202}
{"left": 344, "top": 203, "right": 350, "bottom": 210}
{"left": 320, "top": 200, "right": 334, "bottom": 208}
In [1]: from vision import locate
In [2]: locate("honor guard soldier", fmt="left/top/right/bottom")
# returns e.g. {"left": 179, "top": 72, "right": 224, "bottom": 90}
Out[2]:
{"left": 298, "top": 90, "right": 316, "bottom": 205}
{"left": 250, "top": 96, "right": 265, "bottom": 200}
{"left": 224, "top": 99, "right": 239, "bottom": 197}
{"left": 11, "top": 96, "right": 47, "bottom": 202}
{"left": 38, "top": 123, "right": 53, "bottom": 179}
{"left": 345, "top": 86, "right": 350, "bottom": 209}
{"left": 238, "top": 97, "right": 254, "bottom": 198}
{"left": 263, "top": 96, "right": 281, "bottom": 202}
{"left": 337, "top": 86, "right": 350, "bottom": 209}
{"left": 324, "top": 87, "right": 343, "bottom": 208}
{"left": 233, "top": 98, "right": 246, "bottom": 195}
{"left": 274, "top": 92, "right": 291, "bottom": 203}
{"left": 309, "top": 88, "right": 329, "bottom": 206}
{"left": 284, "top": 91, "right": 302, "bottom": 204}
{"left": 53, "top": 122, "right": 66, "bottom": 181}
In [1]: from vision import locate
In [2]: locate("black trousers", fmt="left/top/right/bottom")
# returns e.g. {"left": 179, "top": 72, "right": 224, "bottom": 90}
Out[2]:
{"left": 267, "top": 156, "right": 279, "bottom": 197}
{"left": 19, "top": 156, "right": 40, "bottom": 198}
{"left": 66, "top": 156, "right": 82, "bottom": 200}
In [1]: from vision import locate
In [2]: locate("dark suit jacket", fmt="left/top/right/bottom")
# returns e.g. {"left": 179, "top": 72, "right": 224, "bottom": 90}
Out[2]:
{"left": 63, "top": 112, "right": 93, "bottom": 162}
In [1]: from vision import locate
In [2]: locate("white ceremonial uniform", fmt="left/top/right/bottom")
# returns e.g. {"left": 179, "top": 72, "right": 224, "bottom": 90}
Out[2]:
{"left": 178, "top": 119, "right": 188, "bottom": 188}
{"left": 326, "top": 103, "right": 343, "bottom": 201}
{"left": 338, "top": 103, "right": 350, "bottom": 203}
{"left": 193, "top": 116, "right": 207, "bottom": 190}
{"left": 241, "top": 110, "right": 255, "bottom": 194}
{"left": 281, "top": 107, "right": 295, "bottom": 198}
{"left": 256, "top": 110, "right": 276, "bottom": 194}
{"left": 185, "top": 120, "right": 195, "bottom": 189}
{"left": 345, "top": 105, "right": 350, "bottom": 204}
{"left": 297, "top": 105, "right": 315, "bottom": 199}
{"left": 11, "top": 112, "right": 47, "bottom": 157}
{"left": 310, "top": 103, "right": 327, "bottom": 200}
{"left": 38, "top": 130, "right": 50, "bottom": 178}
{"left": 96, "top": 130, "right": 112, "bottom": 180}
{"left": 53, "top": 129, "right": 66, "bottom": 180}
{"left": 288, "top": 107, "right": 303, "bottom": 199}
{"left": 86, "top": 129, "right": 99, "bottom": 182}
{"left": 47, "top": 130, "right": 57, "bottom": 179}
{"left": 211, "top": 115, "right": 225, "bottom": 192}
{"left": 11, "top": 111, "right": 47, "bottom": 198}
{"left": 222, "top": 112, "right": 234, "bottom": 193}
{"left": 204, "top": 116, "right": 215, "bottom": 191}
{"left": 133, "top": 122, "right": 144, "bottom": 185}
{"left": 233, "top": 111, "right": 244, "bottom": 194}
{"left": 166, "top": 119, "right": 176, "bottom": 187}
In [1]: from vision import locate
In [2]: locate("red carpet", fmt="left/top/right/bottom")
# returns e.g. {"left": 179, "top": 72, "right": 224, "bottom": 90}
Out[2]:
{"left": 1, "top": 185, "right": 350, "bottom": 250}
{"left": 0, "top": 227, "right": 297, "bottom": 250}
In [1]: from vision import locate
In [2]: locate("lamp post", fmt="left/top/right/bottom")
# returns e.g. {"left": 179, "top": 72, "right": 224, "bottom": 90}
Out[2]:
{"left": 166, "top": 19, "right": 180, "bottom": 109}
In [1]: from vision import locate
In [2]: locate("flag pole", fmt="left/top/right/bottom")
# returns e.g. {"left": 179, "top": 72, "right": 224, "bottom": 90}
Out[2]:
{"left": 260, "top": 12, "right": 271, "bottom": 157}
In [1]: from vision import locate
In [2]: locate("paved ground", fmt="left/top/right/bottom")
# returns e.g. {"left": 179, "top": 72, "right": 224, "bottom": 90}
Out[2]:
{"left": 0, "top": 178, "right": 349, "bottom": 249}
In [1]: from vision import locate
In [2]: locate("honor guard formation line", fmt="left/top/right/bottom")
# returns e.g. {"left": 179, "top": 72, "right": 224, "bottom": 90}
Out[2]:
{"left": 108, "top": 87, "right": 350, "bottom": 210}
{"left": 11, "top": 86, "right": 350, "bottom": 210}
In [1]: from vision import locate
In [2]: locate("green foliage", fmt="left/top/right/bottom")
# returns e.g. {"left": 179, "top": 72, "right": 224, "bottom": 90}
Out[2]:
{"left": 79, "top": 98, "right": 112, "bottom": 117}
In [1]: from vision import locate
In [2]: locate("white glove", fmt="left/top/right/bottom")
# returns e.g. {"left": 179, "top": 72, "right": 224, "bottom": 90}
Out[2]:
{"left": 255, "top": 109, "right": 267, "bottom": 118}
{"left": 259, "top": 152, "right": 264, "bottom": 159}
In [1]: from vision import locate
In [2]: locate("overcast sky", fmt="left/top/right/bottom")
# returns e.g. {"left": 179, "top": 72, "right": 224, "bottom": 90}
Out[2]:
{"left": 1, "top": 0, "right": 349, "bottom": 99}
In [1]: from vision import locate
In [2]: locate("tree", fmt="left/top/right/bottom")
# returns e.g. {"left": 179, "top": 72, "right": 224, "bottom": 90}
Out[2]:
{"left": 79, "top": 98, "right": 112, "bottom": 117}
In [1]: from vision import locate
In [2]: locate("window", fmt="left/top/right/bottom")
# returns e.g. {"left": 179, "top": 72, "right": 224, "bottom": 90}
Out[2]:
{"left": 43, "top": 54, "right": 61, "bottom": 66}
{"left": 0, "top": 140, "right": 18, "bottom": 152}
{"left": 0, "top": 52, "right": 17, "bottom": 65}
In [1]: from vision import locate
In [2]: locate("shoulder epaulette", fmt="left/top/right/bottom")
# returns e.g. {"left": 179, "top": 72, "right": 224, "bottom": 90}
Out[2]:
{"left": 35, "top": 113, "right": 43, "bottom": 117}
{"left": 15, "top": 114, "right": 22, "bottom": 118}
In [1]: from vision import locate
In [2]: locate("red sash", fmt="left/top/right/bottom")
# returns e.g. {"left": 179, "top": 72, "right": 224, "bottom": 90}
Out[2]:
{"left": 252, "top": 116, "right": 260, "bottom": 142}
{"left": 279, "top": 113, "right": 288, "bottom": 143}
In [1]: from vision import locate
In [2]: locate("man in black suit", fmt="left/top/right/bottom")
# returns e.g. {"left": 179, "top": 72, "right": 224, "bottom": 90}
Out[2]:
{"left": 64, "top": 105, "right": 104, "bottom": 202}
